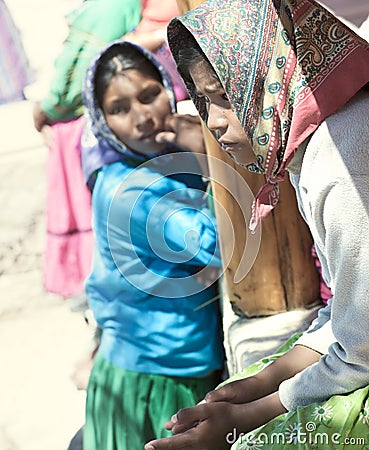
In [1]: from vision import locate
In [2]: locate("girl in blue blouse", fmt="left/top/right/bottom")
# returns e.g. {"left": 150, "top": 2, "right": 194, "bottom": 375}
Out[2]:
{"left": 81, "top": 40, "right": 224, "bottom": 450}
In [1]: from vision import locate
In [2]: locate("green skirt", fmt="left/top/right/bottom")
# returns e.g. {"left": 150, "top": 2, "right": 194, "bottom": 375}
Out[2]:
{"left": 83, "top": 352, "right": 221, "bottom": 450}
{"left": 223, "top": 335, "right": 369, "bottom": 449}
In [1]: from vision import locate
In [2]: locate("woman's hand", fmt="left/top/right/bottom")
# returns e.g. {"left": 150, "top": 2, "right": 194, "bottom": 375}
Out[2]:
{"left": 156, "top": 113, "right": 209, "bottom": 175}
{"left": 32, "top": 102, "right": 56, "bottom": 147}
{"left": 145, "top": 401, "right": 244, "bottom": 450}
{"left": 32, "top": 102, "right": 50, "bottom": 132}
{"left": 156, "top": 113, "right": 206, "bottom": 155}
{"left": 40, "top": 124, "right": 55, "bottom": 147}
{"left": 144, "top": 345, "right": 321, "bottom": 449}
{"left": 145, "top": 392, "right": 287, "bottom": 450}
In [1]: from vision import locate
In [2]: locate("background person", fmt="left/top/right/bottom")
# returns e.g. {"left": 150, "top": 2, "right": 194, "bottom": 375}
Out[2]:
{"left": 0, "top": 0, "right": 34, "bottom": 104}
{"left": 81, "top": 40, "right": 225, "bottom": 450}
{"left": 31, "top": 0, "right": 141, "bottom": 300}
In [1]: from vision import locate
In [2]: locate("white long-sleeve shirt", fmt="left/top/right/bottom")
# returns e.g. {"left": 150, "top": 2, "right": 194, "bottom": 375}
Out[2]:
{"left": 279, "top": 89, "right": 369, "bottom": 411}
{"left": 318, "top": 0, "right": 369, "bottom": 27}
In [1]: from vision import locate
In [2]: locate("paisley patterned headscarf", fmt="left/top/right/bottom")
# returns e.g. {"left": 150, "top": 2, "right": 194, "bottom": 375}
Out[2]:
{"left": 168, "top": 0, "right": 369, "bottom": 230}
{"left": 81, "top": 40, "right": 177, "bottom": 189}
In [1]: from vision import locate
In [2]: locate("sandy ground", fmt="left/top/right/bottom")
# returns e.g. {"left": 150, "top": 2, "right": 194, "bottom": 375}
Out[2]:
{"left": 0, "top": 2, "right": 92, "bottom": 449}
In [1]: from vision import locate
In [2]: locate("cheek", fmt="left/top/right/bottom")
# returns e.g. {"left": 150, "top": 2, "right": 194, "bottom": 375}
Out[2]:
{"left": 153, "top": 95, "right": 172, "bottom": 119}
{"left": 106, "top": 116, "right": 130, "bottom": 139}
{"left": 231, "top": 117, "right": 250, "bottom": 144}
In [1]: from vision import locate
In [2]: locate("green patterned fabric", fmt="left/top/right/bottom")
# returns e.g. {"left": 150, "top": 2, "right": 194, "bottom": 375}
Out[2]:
{"left": 233, "top": 387, "right": 369, "bottom": 449}
{"left": 216, "top": 335, "right": 369, "bottom": 449}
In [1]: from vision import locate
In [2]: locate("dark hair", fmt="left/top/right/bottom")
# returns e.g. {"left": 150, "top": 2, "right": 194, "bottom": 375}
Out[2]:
{"left": 173, "top": 26, "right": 220, "bottom": 124}
{"left": 94, "top": 44, "right": 163, "bottom": 109}
{"left": 175, "top": 28, "right": 210, "bottom": 84}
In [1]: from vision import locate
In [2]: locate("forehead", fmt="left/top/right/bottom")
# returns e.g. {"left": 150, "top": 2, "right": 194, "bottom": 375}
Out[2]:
{"left": 113, "top": 69, "right": 157, "bottom": 84}
{"left": 188, "top": 59, "right": 223, "bottom": 93}
{"left": 103, "top": 70, "right": 160, "bottom": 98}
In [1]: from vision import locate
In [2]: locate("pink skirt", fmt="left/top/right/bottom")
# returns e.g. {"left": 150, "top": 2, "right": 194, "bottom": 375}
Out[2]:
{"left": 44, "top": 116, "right": 93, "bottom": 298}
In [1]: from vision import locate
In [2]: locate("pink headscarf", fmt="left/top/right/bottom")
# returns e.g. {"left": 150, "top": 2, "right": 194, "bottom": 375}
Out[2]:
{"left": 168, "top": 0, "right": 369, "bottom": 230}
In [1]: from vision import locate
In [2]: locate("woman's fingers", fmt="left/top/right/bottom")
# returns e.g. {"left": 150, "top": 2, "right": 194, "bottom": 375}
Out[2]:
{"left": 155, "top": 130, "right": 176, "bottom": 144}
{"left": 145, "top": 429, "right": 199, "bottom": 450}
{"left": 205, "top": 379, "right": 250, "bottom": 404}
{"left": 170, "top": 404, "right": 207, "bottom": 434}
{"left": 145, "top": 402, "right": 235, "bottom": 450}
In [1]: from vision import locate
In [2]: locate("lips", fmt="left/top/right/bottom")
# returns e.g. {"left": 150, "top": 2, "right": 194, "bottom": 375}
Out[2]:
{"left": 140, "top": 131, "right": 158, "bottom": 141}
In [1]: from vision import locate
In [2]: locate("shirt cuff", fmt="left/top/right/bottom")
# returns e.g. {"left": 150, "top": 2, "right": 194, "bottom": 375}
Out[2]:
{"left": 294, "top": 319, "right": 335, "bottom": 355}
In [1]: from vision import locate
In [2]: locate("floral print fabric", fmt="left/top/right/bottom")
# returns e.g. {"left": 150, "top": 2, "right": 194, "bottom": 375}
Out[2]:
{"left": 220, "top": 335, "right": 369, "bottom": 449}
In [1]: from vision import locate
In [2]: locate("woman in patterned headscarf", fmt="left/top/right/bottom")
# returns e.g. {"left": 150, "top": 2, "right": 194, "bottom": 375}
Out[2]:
{"left": 144, "top": 0, "right": 369, "bottom": 449}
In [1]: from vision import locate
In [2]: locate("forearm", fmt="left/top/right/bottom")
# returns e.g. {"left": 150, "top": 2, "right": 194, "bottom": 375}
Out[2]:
{"left": 235, "top": 392, "right": 287, "bottom": 435}
{"left": 123, "top": 29, "right": 166, "bottom": 52}
{"left": 207, "top": 344, "right": 321, "bottom": 405}
{"left": 144, "top": 347, "right": 320, "bottom": 450}
{"left": 263, "top": 344, "right": 322, "bottom": 392}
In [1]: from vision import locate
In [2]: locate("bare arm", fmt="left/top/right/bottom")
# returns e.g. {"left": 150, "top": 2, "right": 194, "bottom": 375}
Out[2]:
{"left": 144, "top": 345, "right": 321, "bottom": 450}
{"left": 145, "top": 393, "right": 286, "bottom": 450}
{"left": 123, "top": 28, "right": 166, "bottom": 53}
{"left": 206, "top": 344, "right": 322, "bottom": 405}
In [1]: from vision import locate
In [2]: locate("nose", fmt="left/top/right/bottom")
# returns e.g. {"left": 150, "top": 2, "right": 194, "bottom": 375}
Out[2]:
{"left": 206, "top": 103, "right": 227, "bottom": 135}
{"left": 132, "top": 103, "right": 154, "bottom": 132}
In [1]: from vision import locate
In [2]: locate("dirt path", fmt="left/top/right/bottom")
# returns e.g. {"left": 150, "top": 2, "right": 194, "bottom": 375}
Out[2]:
{"left": 0, "top": 2, "right": 91, "bottom": 449}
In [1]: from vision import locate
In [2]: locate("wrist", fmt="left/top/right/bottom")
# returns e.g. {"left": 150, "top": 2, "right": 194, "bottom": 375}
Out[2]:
{"left": 245, "top": 392, "right": 287, "bottom": 432}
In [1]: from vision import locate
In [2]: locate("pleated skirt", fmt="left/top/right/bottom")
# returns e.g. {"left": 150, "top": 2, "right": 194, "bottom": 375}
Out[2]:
{"left": 83, "top": 352, "right": 221, "bottom": 450}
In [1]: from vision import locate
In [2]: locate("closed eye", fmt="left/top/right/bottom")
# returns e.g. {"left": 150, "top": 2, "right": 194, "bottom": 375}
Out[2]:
{"left": 107, "top": 100, "right": 130, "bottom": 115}
{"left": 139, "top": 85, "right": 162, "bottom": 104}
